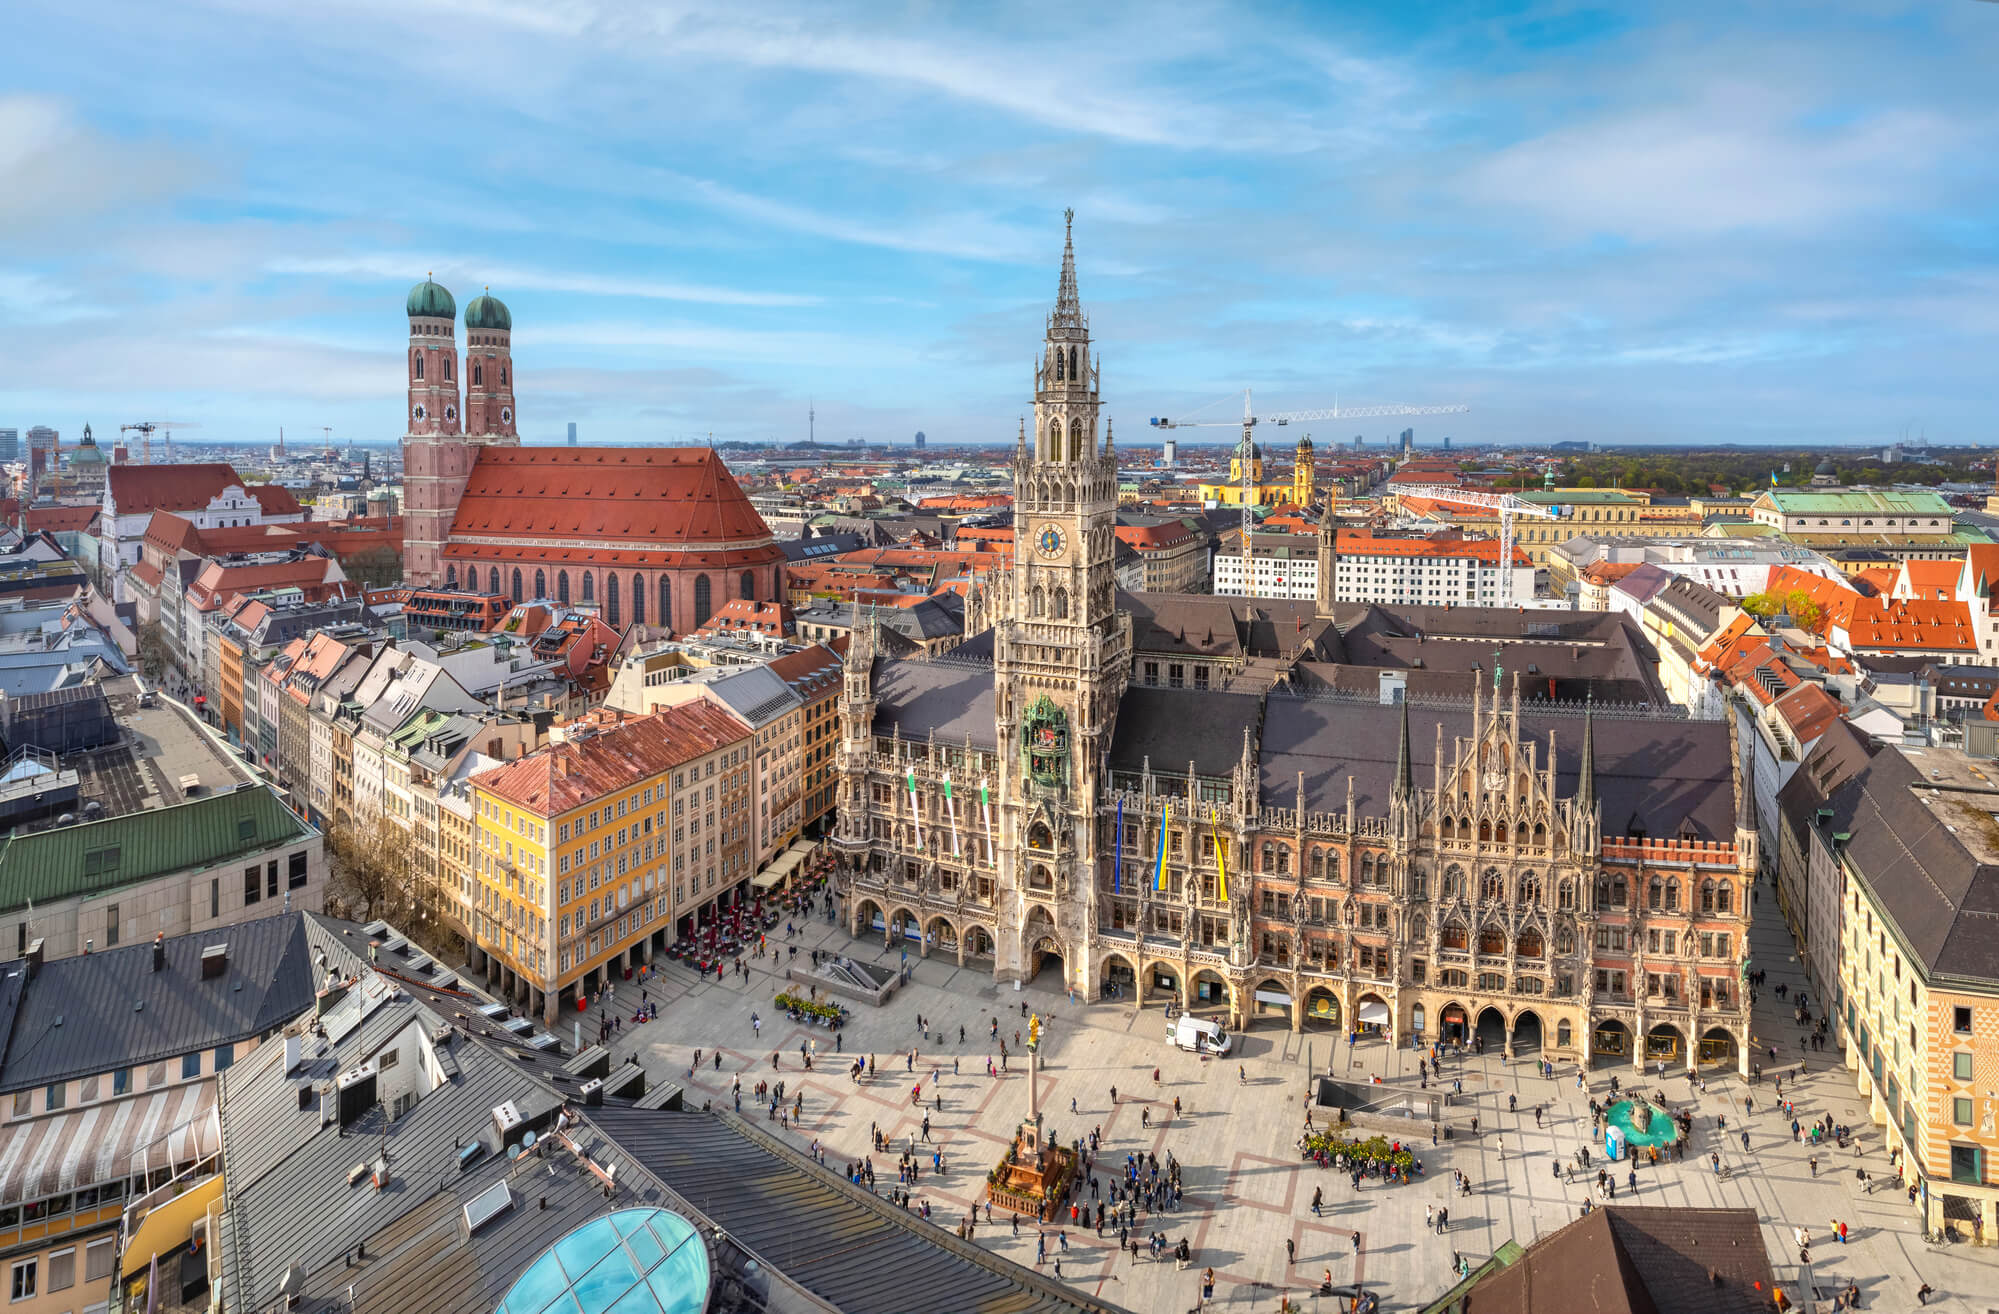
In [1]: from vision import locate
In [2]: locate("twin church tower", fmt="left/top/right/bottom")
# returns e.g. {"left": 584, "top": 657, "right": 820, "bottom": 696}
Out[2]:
{"left": 402, "top": 277, "right": 519, "bottom": 585}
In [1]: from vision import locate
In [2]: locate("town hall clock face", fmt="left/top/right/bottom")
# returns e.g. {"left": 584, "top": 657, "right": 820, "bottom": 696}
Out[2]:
{"left": 1035, "top": 524, "right": 1066, "bottom": 558}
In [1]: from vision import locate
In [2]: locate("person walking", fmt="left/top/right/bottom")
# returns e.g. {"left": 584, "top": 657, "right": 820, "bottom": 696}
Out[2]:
{"left": 1286, "top": 1237, "right": 1296, "bottom": 1264}
{"left": 1425, "top": 1203, "right": 1434, "bottom": 1231}
{"left": 1313, "top": 1186, "right": 1324, "bottom": 1217}
{"left": 1810, "top": 1155, "right": 1818, "bottom": 1178}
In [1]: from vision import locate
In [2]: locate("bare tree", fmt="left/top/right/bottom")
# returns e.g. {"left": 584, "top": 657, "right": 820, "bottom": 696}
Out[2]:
{"left": 325, "top": 817, "right": 419, "bottom": 924}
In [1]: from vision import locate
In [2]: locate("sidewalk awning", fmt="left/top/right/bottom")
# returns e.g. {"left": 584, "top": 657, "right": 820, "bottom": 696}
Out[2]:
{"left": 753, "top": 838, "right": 821, "bottom": 890}
{"left": 1358, "top": 1000, "right": 1391, "bottom": 1025}
{"left": 0, "top": 1082, "right": 219, "bottom": 1205}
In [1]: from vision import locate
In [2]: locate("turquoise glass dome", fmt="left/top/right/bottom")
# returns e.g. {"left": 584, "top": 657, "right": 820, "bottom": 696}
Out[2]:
{"left": 406, "top": 278, "right": 456, "bottom": 319}
{"left": 497, "top": 1208, "right": 710, "bottom": 1314}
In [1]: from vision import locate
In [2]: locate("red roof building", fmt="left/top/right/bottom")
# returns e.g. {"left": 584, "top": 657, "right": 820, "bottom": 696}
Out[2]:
{"left": 431, "top": 447, "right": 784, "bottom": 634}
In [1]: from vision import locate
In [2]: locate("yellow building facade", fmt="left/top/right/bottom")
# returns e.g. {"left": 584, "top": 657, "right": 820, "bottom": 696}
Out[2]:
{"left": 470, "top": 702, "right": 751, "bottom": 1024}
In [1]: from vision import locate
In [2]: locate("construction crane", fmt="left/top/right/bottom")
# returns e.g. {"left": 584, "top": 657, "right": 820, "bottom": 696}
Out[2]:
{"left": 1150, "top": 390, "right": 1470, "bottom": 603}
{"left": 120, "top": 421, "right": 201, "bottom": 465}
{"left": 1392, "top": 484, "right": 1558, "bottom": 606}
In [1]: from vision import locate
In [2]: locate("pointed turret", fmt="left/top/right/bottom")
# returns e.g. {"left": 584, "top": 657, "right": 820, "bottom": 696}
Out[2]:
{"left": 1392, "top": 696, "right": 1415, "bottom": 806}
{"left": 1051, "top": 207, "right": 1083, "bottom": 330}
{"left": 1576, "top": 708, "right": 1597, "bottom": 817}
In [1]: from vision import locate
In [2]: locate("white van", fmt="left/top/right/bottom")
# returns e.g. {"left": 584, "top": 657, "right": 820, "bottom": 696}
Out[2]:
{"left": 1166, "top": 1014, "right": 1231, "bottom": 1056}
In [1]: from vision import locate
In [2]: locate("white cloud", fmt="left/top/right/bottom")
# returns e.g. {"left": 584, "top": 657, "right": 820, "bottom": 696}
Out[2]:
{"left": 0, "top": 94, "right": 208, "bottom": 237}
{"left": 266, "top": 252, "right": 820, "bottom": 307}
{"left": 1462, "top": 90, "right": 1972, "bottom": 239}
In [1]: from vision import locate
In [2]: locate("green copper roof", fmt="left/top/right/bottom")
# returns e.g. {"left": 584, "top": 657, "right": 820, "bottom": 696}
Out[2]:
{"left": 465, "top": 290, "right": 512, "bottom": 331}
{"left": 1758, "top": 489, "right": 1954, "bottom": 514}
{"left": 407, "top": 277, "right": 456, "bottom": 319}
{"left": 0, "top": 786, "right": 314, "bottom": 914}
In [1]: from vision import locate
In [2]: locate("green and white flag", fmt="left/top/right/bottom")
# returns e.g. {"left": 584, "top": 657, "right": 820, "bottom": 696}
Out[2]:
{"left": 979, "top": 779, "right": 994, "bottom": 867}
{"left": 906, "top": 768, "right": 925, "bottom": 851}
{"left": 942, "top": 774, "right": 961, "bottom": 855}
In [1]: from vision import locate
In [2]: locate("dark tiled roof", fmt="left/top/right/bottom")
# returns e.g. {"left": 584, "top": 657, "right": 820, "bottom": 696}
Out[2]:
{"left": 589, "top": 1105, "right": 1130, "bottom": 1314}
{"left": 1814, "top": 745, "right": 1999, "bottom": 979}
{"left": 1109, "top": 687, "right": 1261, "bottom": 778}
{"left": 1459, "top": 1206, "right": 1777, "bottom": 1314}
{"left": 0, "top": 912, "right": 323, "bottom": 1094}
{"left": 1258, "top": 696, "right": 1736, "bottom": 838}
{"left": 872, "top": 654, "right": 997, "bottom": 749}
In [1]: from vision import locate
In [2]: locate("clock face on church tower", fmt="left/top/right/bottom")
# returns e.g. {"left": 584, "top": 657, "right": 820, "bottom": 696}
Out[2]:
{"left": 1035, "top": 524, "right": 1066, "bottom": 558}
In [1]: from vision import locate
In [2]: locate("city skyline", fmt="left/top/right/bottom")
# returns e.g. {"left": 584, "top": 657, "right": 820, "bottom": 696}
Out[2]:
{"left": 3, "top": 1, "right": 1994, "bottom": 449}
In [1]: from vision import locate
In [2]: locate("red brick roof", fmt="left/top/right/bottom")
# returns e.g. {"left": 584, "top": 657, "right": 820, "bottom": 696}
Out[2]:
{"left": 22, "top": 504, "right": 100, "bottom": 534}
{"left": 446, "top": 448, "right": 775, "bottom": 555}
{"left": 248, "top": 484, "right": 304, "bottom": 516}
{"left": 694, "top": 598, "right": 794, "bottom": 638}
{"left": 471, "top": 701, "right": 748, "bottom": 815}
{"left": 1335, "top": 531, "right": 1530, "bottom": 567}
{"left": 106, "top": 463, "right": 247, "bottom": 516}
{"left": 1114, "top": 522, "right": 1195, "bottom": 551}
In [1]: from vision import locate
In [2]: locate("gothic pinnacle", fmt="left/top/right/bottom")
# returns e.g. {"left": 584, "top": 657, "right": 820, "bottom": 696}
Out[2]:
{"left": 1392, "top": 695, "right": 1415, "bottom": 803}
{"left": 1052, "top": 207, "right": 1083, "bottom": 327}
{"left": 1577, "top": 705, "right": 1597, "bottom": 816}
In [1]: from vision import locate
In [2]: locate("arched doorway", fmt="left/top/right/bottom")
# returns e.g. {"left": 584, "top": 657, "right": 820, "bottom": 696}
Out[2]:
{"left": 1512, "top": 1010, "right": 1543, "bottom": 1055}
{"left": 1142, "top": 960, "right": 1181, "bottom": 1007}
{"left": 1592, "top": 1018, "right": 1632, "bottom": 1067}
{"left": 925, "top": 915, "right": 958, "bottom": 958}
{"left": 1191, "top": 969, "right": 1231, "bottom": 1018}
{"left": 1302, "top": 987, "right": 1342, "bottom": 1032}
{"left": 1249, "top": 978, "right": 1291, "bottom": 1029}
{"left": 1475, "top": 1006, "right": 1508, "bottom": 1054}
{"left": 1023, "top": 907, "right": 1061, "bottom": 985}
{"left": 1101, "top": 952, "right": 1137, "bottom": 1001}
{"left": 963, "top": 926, "right": 995, "bottom": 963}
{"left": 1440, "top": 1002, "right": 1469, "bottom": 1045}
{"left": 1356, "top": 991, "right": 1391, "bottom": 1040}
{"left": 1645, "top": 1023, "right": 1686, "bottom": 1066}
{"left": 1698, "top": 1026, "right": 1738, "bottom": 1069}
{"left": 855, "top": 898, "right": 883, "bottom": 937}
{"left": 887, "top": 906, "right": 921, "bottom": 947}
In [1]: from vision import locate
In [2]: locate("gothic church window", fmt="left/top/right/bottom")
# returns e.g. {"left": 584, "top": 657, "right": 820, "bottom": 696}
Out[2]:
{"left": 632, "top": 574, "right": 645, "bottom": 625}
{"left": 1068, "top": 346, "right": 1078, "bottom": 381}
{"left": 444, "top": 357, "right": 453, "bottom": 381}
{"left": 512, "top": 568, "right": 522, "bottom": 602}
{"left": 534, "top": 569, "right": 545, "bottom": 598}
{"left": 582, "top": 572, "right": 594, "bottom": 603}
{"left": 489, "top": 567, "right": 501, "bottom": 595}
{"left": 445, "top": 565, "right": 456, "bottom": 589}
{"left": 660, "top": 578, "right": 672, "bottom": 629}
{"left": 1031, "top": 587, "right": 1045, "bottom": 617}
{"left": 1052, "top": 588, "right": 1068, "bottom": 620}
{"left": 605, "top": 573, "right": 619, "bottom": 627}
{"left": 558, "top": 571, "right": 571, "bottom": 605}
{"left": 694, "top": 574, "right": 712, "bottom": 627}
{"left": 474, "top": 364, "right": 484, "bottom": 386}
{"left": 413, "top": 353, "right": 424, "bottom": 380}
{"left": 741, "top": 570, "right": 755, "bottom": 601}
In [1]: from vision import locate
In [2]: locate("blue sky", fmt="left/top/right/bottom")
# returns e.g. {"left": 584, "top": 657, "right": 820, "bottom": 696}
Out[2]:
{"left": 2, "top": 1, "right": 1994, "bottom": 449}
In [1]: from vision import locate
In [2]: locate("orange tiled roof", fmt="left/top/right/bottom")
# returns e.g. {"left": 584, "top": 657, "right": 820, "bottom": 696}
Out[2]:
{"left": 1335, "top": 531, "right": 1530, "bottom": 567}
{"left": 1774, "top": 682, "right": 1841, "bottom": 743}
{"left": 471, "top": 702, "right": 748, "bottom": 815}
{"left": 1841, "top": 596, "right": 1977, "bottom": 652}
{"left": 1897, "top": 558, "right": 1960, "bottom": 600}
{"left": 444, "top": 447, "right": 780, "bottom": 567}
{"left": 1696, "top": 612, "right": 1763, "bottom": 672}
{"left": 106, "top": 463, "right": 248, "bottom": 516}
{"left": 1762, "top": 564, "right": 1861, "bottom": 635}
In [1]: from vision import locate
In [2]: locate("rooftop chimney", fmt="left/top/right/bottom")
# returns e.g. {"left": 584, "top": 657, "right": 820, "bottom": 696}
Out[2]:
{"left": 152, "top": 932, "right": 166, "bottom": 973}
{"left": 24, "top": 938, "right": 43, "bottom": 980}
{"left": 201, "top": 943, "right": 229, "bottom": 979}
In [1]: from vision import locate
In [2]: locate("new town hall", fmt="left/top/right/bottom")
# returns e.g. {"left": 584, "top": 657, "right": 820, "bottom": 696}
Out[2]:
{"left": 832, "top": 214, "right": 1759, "bottom": 1073}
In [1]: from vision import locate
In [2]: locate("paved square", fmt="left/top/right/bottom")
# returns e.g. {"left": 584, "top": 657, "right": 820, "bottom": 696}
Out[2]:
{"left": 585, "top": 889, "right": 1999, "bottom": 1311}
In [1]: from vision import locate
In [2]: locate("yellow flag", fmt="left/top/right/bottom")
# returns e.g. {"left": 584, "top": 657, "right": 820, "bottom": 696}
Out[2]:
{"left": 1209, "top": 806, "right": 1229, "bottom": 904}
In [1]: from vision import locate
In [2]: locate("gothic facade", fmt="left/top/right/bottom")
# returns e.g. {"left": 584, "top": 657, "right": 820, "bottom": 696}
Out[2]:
{"left": 831, "top": 216, "right": 1756, "bottom": 1073}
